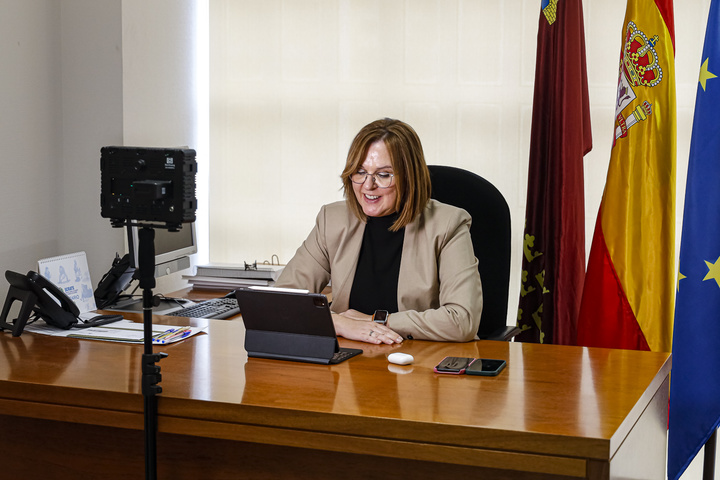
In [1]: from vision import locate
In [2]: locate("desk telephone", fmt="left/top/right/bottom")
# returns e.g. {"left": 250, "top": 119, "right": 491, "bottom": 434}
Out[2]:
{"left": 0, "top": 270, "right": 121, "bottom": 336}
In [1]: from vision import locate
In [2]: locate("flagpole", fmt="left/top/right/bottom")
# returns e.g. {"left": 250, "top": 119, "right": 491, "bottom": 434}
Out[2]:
{"left": 704, "top": 428, "right": 717, "bottom": 480}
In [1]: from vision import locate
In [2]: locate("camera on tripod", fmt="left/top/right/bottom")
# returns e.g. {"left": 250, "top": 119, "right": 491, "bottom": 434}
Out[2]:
{"left": 99, "top": 145, "right": 199, "bottom": 480}
{"left": 100, "top": 146, "right": 197, "bottom": 230}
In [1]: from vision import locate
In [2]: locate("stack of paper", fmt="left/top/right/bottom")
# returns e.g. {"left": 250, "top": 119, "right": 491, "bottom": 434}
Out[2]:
{"left": 183, "top": 263, "right": 284, "bottom": 290}
{"left": 25, "top": 320, "right": 206, "bottom": 344}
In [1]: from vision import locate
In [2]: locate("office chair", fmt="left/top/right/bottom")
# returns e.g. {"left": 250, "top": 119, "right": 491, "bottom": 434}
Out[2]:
{"left": 428, "top": 165, "right": 520, "bottom": 341}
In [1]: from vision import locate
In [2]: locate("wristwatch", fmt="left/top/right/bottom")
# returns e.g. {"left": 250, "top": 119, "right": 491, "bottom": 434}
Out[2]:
{"left": 372, "top": 310, "right": 389, "bottom": 325}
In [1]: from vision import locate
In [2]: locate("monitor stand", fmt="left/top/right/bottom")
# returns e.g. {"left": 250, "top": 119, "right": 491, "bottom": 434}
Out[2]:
{"left": 104, "top": 297, "right": 195, "bottom": 315}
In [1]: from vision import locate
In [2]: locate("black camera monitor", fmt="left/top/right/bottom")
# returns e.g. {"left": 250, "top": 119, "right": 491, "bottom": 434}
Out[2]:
{"left": 100, "top": 146, "right": 197, "bottom": 230}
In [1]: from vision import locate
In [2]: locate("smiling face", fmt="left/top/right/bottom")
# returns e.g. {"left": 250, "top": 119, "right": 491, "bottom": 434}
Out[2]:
{"left": 352, "top": 140, "right": 398, "bottom": 218}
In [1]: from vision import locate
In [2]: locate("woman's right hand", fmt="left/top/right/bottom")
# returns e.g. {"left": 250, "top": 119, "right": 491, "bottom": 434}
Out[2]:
{"left": 332, "top": 312, "right": 404, "bottom": 345}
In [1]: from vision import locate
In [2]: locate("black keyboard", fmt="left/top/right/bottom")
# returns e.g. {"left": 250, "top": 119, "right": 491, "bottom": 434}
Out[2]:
{"left": 167, "top": 297, "right": 240, "bottom": 319}
{"left": 330, "top": 348, "right": 363, "bottom": 364}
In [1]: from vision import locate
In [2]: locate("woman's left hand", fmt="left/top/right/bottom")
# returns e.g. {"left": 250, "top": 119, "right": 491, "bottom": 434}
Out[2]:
{"left": 332, "top": 310, "right": 404, "bottom": 345}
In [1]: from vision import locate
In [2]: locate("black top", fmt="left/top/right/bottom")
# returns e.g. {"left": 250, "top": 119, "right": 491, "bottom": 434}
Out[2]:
{"left": 348, "top": 213, "right": 405, "bottom": 315}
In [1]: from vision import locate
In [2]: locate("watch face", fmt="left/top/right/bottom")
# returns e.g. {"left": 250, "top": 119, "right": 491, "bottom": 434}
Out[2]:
{"left": 373, "top": 310, "right": 388, "bottom": 323}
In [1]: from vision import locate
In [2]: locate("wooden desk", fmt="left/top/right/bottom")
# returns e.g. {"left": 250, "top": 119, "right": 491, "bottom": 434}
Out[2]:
{"left": 0, "top": 314, "right": 670, "bottom": 479}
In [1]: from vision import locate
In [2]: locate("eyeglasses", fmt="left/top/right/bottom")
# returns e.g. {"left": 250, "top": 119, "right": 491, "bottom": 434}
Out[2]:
{"left": 350, "top": 170, "right": 395, "bottom": 188}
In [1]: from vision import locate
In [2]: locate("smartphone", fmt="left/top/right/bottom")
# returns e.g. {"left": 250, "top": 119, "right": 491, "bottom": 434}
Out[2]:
{"left": 433, "top": 356, "right": 474, "bottom": 374}
{"left": 465, "top": 358, "right": 507, "bottom": 376}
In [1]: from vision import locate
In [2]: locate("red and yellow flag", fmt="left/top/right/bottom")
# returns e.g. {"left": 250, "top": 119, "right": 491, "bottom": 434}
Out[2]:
{"left": 577, "top": 0, "right": 675, "bottom": 352}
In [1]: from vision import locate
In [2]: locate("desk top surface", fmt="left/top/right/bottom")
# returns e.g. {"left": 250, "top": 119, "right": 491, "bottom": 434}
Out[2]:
{"left": 0, "top": 311, "right": 670, "bottom": 461}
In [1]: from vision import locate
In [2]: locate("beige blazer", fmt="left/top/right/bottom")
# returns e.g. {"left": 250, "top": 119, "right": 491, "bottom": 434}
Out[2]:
{"left": 275, "top": 199, "right": 483, "bottom": 342}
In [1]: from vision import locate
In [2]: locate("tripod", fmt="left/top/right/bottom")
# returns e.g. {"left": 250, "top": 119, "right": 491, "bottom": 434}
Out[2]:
{"left": 99, "top": 144, "right": 197, "bottom": 479}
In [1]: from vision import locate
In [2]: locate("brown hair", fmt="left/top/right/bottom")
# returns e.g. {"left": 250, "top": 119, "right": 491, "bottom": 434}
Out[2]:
{"left": 341, "top": 118, "right": 431, "bottom": 231}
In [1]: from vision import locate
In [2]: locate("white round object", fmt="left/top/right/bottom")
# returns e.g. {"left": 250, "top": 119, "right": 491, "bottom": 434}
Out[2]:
{"left": 387, "top": 352, "right": 414, "bottom": 365}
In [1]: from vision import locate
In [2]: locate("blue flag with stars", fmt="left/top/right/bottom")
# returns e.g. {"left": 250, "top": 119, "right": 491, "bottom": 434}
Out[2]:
{"left": 668, "top": 1, "right": 720, "bottom": 478}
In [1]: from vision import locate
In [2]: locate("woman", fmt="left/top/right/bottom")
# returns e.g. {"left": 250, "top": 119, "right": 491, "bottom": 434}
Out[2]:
{"left": 275, "top": 118, "right": 483, "bottom": 343}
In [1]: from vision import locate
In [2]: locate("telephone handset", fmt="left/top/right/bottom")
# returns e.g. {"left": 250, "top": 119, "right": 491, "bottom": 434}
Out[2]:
{"left": 26, "top": 270, "right": 80, "bottom": 326}
{"left": 1, "top": 270, "right": 80, "bottom": 335}
{"left": 1, "top": 270, "right": 123, "bottom": 336}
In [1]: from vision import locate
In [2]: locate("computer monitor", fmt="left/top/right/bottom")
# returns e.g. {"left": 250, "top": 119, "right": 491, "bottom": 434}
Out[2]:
{"left": 102, "top": 222, "right": 198, "bottom": 314}
{"left": 127, "top": 222, "right": 197, "bottom": 279}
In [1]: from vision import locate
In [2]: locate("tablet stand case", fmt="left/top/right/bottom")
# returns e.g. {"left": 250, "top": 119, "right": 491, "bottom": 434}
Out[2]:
{"left": 236, "top": 288, "right": 361, "bottom": 365}
{"left": 245, "top": 329, "right": 344, "bottom": 364}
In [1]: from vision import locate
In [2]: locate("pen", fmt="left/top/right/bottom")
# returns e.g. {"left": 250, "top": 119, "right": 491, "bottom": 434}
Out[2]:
{"left": 153, "top": 328, "right": 177, "bottom": 341}
{"left": 160, "top": 327, "right": 193, "bottom": 344}
{"left": 162, "top": 330, "right": 189, "bottom": 344}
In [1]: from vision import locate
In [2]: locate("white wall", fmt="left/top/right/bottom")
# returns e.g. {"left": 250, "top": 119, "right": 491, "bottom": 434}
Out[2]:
{"left": 59, "top": 0, "right": 125, "bottom": 284}
{"left": 0, "top": 0, "right": 124, "bottom": 303}
{"left": 0, "top": 0, "right": 200, "bottom": 303}
{"left": 0, "top": 1, "right": 62, "bottom": 279}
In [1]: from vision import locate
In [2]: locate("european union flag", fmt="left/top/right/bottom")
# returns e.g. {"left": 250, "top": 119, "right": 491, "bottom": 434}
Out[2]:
{"left": 668, "top": 1, "right": 720, "bottom": 478}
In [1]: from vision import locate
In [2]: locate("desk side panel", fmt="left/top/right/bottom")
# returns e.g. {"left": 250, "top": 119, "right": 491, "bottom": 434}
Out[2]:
{"left": 0, "top": 414, "right": 588, "bottom": 480}
{"left": 607, "top": 375, "right": 669, "bottom": 480}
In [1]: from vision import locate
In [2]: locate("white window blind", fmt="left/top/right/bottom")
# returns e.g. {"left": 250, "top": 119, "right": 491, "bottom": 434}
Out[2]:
{"left": 208, "top": 0, "right": 704, "bottom": 326}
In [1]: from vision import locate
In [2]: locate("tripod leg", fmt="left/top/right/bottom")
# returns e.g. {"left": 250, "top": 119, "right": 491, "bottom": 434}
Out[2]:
{"left": 137, "top": 226, "right": 164, "bottom": 480}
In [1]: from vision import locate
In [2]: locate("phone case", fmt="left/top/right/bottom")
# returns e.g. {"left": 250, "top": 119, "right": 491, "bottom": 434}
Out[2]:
{"left": 1, "top": 270, "right": 80, "bottom": 333}
{"left": 433, "top": 356, "right": 474, "bottom": 374}
{"left": 465, "top": 359, "right": 507, "bottom": 376}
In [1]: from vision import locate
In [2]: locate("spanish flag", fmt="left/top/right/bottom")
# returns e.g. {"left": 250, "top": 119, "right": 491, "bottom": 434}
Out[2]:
{"left": 577, "top": 0, "right": 675, "bottom": 352}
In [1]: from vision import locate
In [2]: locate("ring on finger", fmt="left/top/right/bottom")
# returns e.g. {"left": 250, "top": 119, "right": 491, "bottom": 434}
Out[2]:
{"left": 369, "top": 330, "right": 375, "bottom": 337}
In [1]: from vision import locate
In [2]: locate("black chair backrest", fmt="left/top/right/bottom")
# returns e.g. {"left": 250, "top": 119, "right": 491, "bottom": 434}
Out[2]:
{"left": 428, "top": 165, "right": 511, "bottom": 339}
